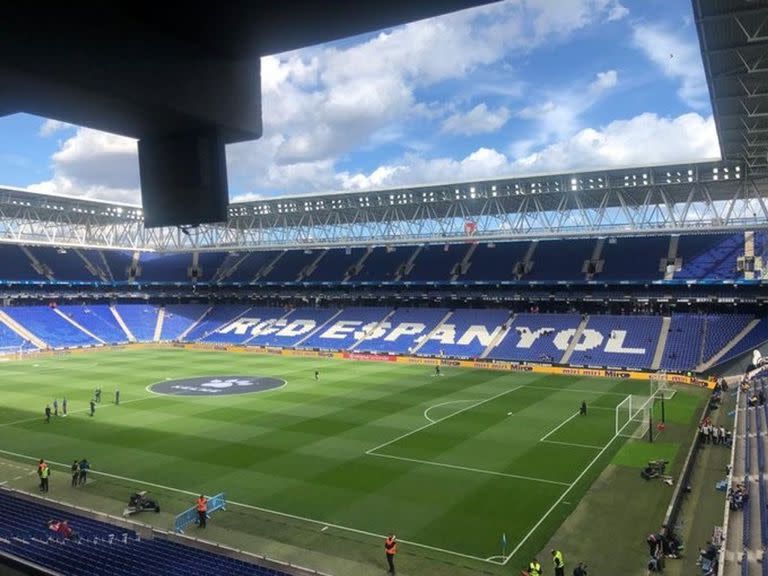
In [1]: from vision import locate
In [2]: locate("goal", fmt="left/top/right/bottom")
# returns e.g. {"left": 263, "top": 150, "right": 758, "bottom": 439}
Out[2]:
{"left": 615, "top": 394, "right": 653, "bottom": 439}
{"left": 650, "top": 370, "right": 676, "bottom": 400}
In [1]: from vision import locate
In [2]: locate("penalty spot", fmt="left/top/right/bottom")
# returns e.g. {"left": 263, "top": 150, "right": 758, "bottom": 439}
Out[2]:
{"left": 507, "top": 412, "right": 513, "bottom": 416}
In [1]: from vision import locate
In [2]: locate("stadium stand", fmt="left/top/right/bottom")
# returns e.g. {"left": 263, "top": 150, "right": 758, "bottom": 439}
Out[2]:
{"left": 304, "top": 248, "right": 366, "bottom": 282}
{"left": 259, "top": 250, "right": 318, "bottom": 282}
{"left": 488, "top": 313, "right": 582, "bottom": 363}
{"left": 184, "top": 304, "right": 252, "bottom": 341}
{"left": 527, "top": 239, "right": 595, "bottom": 281}
{"left": 354, "top": 247, "right": 411, "bottom": 282}
{"left": 0, "top": 244, "right": 44, "bottom": 281}
{"left": 598, "top": 236, "right": 668, "bottom": 281}
{"left": 714, "top": 319, "right": 768, "bottom": 368}
{"left": 138, "top": 253, "right": 191, "bottom": 283}
{"left": 246, "top": 307, "right": 340, "bottom": 348}
{"left": 101, "top": 250, "right": 134, "bottom": 283}
{"left": 701, "top": 314, "right": 752, "bottom": 362}
{"left": 201, "top": 307, "right": 288, "bottom": 344}
{"left": 417, "top": 308, "right": 512, "bottom": 358}
{"left": 0, "top": 490, "right": 292, "bottom": 576}
{"left": 402, "top": 243, "right": 461, "bottom": 282}
{"left": 0, "top": 321, "right": 35, "bottom": 351}
{"left": 675, "top": 233, "right": 742, "bottom": 280}
{"left": 2, "top": 306, "right": 98, "bottom": 348}
{"left": 160, "top": 304, "right": 210, "bottom": 341}
{"left": 355, "top": 307, "right": 449, "bottom": 354}
{"left": 193, "top": 252, "right": 229, "bottom": 282}
{"left": 57, "top": 304, "right": 129, "bottom": 343}
{"left": 113, "top": 304, "right": 159, "bottom": 342}
{"left": 569, "top": 315, "right": 662, "bottom": 369}
{"left": 28, "top": 246, "right": 97, "bottom": 282}
{"left": 224, "top": 251, "right": 280, "bottom": 283}
{"left": 461, "top": 242, "right": 528, "bottom": 281}
{"left": 660, "top": 314, "right": 706, "bottom": 372}
{"left": 298, "top": 307, "right": 392, "bottom": 349}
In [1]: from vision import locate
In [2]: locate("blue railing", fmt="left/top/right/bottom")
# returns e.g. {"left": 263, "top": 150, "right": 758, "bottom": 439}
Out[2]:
{"left": 174, "top": 492, "right": 226, "bottom": 534}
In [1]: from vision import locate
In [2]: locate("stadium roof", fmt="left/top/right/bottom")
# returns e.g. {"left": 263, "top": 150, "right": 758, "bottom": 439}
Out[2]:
{"left": 0, "top": 159, "right": 764, "bottom": 250}
{"left": 695, "top": 0, "right": 768, "bottom": 177}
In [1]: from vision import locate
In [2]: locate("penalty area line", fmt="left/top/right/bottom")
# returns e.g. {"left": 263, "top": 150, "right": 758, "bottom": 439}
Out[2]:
{"left": 0, "top": 448, "right": 499, "bottom": 567}
{"left": 423, "top": 399, "right": 477, "bottom": 424}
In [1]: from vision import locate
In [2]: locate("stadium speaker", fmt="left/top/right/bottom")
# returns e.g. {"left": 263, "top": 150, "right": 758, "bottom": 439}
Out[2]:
{"left": 138, "top": 131, "right": 229, "bottom": 228}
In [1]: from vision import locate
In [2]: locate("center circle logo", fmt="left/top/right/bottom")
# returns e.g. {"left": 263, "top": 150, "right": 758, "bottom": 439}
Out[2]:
{"left": 148, "top": 376, "right": 285, "bottom": 396}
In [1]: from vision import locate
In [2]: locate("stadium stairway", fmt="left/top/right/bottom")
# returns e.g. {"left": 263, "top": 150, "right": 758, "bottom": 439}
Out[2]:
{"left": 0, "top": 310, "right": 47, "bottom": 349}
{"left": 478, "top": 312, "right": 515, "bottom": 359}
{"left": 153, "top": 307, "right": 165, "bottom": 341}
{"left": 651, "top": 317, "right": 671, "bottom": 370}
{"left": 559, "top": 315, "right": 589, "bottom": 364}
{"left": 698, "top": 319, "right": 761, "bottom": 372}
{"left": 176, "top": 306, "right": 213, "bottom": 340}
{"left": 410, "top": 310, "right": 453, "bottom": 354}
{"left": 347, "top": 309, "right": 396, "bottom": 351}
{"left": 110, "top": 305, "right": 136, "bottom": 342}
{"left": 292, "top": 309, "right": 344, "bottom": 348}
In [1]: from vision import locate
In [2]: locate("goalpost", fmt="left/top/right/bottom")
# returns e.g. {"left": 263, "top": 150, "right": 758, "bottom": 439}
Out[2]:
{"left": 650, "top": 370, "right": 676, "bottom": 400}
{"left": 615, "top": 394, "right": 654, "bottom": 439}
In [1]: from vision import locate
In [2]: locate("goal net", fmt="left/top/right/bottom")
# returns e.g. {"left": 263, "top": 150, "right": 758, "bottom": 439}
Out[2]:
{"left": 615, "top": 394, "right": 653, "bottom": 439}
{"left": 650, "top": 370, "right": 676, "bottom": 400}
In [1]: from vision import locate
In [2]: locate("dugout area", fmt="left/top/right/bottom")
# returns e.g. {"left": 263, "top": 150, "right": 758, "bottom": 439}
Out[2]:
{"left": 0, "top": 347, "right": 709, "bottom": 575}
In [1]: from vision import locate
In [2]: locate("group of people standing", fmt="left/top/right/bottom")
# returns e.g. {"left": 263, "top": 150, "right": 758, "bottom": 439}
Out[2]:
{"left": 35, "top": 457, "right": 90, "bottom": 492}
{"left": 698, "top": 418, "right": 729, "bottom": 446}
{"left": 524, "top": 550, "right": 586, "bottom": 576}
{"left": 44, "top": 387, "right": 120, "bottom": 422}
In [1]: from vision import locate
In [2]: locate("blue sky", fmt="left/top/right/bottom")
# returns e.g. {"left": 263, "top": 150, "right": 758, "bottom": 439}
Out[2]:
{"left": 0, "top": 0, "right": 718, "bottom": 205}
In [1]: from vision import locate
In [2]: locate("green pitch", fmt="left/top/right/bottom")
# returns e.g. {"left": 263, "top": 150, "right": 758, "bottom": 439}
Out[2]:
{"left": 0, "top": 348, "right": 699, "bottom": 573}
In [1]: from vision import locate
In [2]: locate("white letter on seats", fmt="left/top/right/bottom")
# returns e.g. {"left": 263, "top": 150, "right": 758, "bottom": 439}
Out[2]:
{"left": 385, "top": 323, "right": 426, "bottom": 342}
{"left": 604, "top": 330, "right": 645, "bottom": 354}
{"left": 321, "top": 321, "right": 362, "bottom": 339}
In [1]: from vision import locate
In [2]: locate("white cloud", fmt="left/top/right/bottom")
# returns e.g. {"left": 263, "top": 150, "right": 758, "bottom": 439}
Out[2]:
{"left": 632, "top": 23, "right": 709, "bottom": 110}
{"left": 337, "top": 112, "right": 719, "bottom": 190}
{"left": 441, "top": 103, "right": 511, "bottom": 135}
{"left": 38, "top": 119, "right": 74, "bottom": 137}
{"left": 28, "top": 128, "right": 140, "bottom": 203}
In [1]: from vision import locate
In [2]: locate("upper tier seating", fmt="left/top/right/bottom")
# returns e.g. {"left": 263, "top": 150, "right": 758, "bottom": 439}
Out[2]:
{"left": 488, "top": 313, "right": 582, "bottom": 362}
{"left": 675, "top": 233, "right": 742, "bottom": 280}
{"left": 114, "top": 304, "right": 159, "bottom": 341}
{"left": 194, "top": 252, "right": 229, "bottom": 282}
{"left": 354, "top": 247, "right": 413, "bottom": 282}
{"left": 160, "top": 304, "right": 210, "bottom": 340}
{"left": 138, "top": 253, "right": 191, "bottom": 282}
{"left": 660, "top": 314, "right": 706, "bottom": 371}
{"left": 57, "top": 304, "right": 128, "bottom": 343}
{"left": 355, "top": 308, "right": 449, "bottom": 354}
{"left": 569, "top": 315, "right": 662, "bottom": 369}
{"left": 404, "top": 244, "right": 466, "bottom": 282}
{"left": 259, "top": 250, "right": 318, "bottom": 282}
{"left": 246, "top": 307, "right": 341, "bottom": 347}
{"left": 201, "top": 307, "right": 288, "bottom": 344}
{"left": 462, "top": 242, "right": 529, "bottom": 281}
{"left": 101, "top": 250, "right": 134, "bottom": 282}
{"left": 305, "top": 248, "right": 366, "bottom": 282}
{"left": 298, "top": 307, "right": 392, "bottom": 349}
{"left": 598, "top": 236, "right": 668, "bottom": 281}
{"left": 224, "top": 251, "right": 280, "bottom": 283}
{"left": 2, "top": 306, "right": 98, "bottom": 348}
{"left": 28, "top": 246, "right": 98, "bottom": 281}
{"left": 527, "top": 239, "right": 595, "bottom": 281}
{"left": 417, "top": 308, "right": 512, "bottom": 358}
{"left": 0, "top": 244, "right": 43, "bottom": 280}
{"left": 0, "top": 490, "right": 291, "bottom": 576}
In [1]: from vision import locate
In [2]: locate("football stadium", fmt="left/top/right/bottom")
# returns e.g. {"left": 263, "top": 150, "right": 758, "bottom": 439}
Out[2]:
{"left": 0, "top": 1, "right": 767, "bottom": 576}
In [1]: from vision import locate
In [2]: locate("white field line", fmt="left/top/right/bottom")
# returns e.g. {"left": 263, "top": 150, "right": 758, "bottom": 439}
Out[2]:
{"left": 526, "top": 385, "right": 629, "bottom": 397}
{"left": 0, "top": 396, "right": 156, "bottom": 429}
{"left": 540, "top": 440, "right": 603, "bottom": 450}
{"left": 0, "top": 448, "right": 499, "bottom": 566}
{"left": 366, "top": 385, "right": 524, "bottom": 455}
{"left": 500, "top": 415, "right": 636, "bottom": 565}
{"left": 540, "top": 411, "right": 580, "bottom": 442}
{"left": 423, "top": 399, "right": 477, "bottom": 424}
{"left": 368, "top": 452, "right": 570, "bottom": 486}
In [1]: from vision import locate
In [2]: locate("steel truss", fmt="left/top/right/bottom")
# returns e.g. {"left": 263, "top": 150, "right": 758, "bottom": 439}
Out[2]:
{"left": 0, "top": 160, "right": 766, "bottom": 251}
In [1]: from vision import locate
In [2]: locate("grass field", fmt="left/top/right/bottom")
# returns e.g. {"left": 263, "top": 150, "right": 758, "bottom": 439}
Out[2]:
{"left": 0, "top": 348, "right": 703, "bottom": 574}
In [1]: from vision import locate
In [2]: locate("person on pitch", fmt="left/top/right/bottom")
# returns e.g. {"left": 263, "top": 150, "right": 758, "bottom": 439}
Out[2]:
{"left": 580, "top": 400, "right": 587, "bottom": 416}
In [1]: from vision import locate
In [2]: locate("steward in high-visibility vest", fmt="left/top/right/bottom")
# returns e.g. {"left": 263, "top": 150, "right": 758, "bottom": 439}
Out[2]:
{"left": 384, "top": 534, "right": 397, "bottom": 575}
{"left": 39, "top": 463, "right": 50, "bottom": 493}
{"left": 552, "top": 549, "right": 565, "bottom": 576}
{"left": 196, "top": 495, "right": 207, "bottom": 528}
{"left": 528, "top": 558, "right": 542, "bottom": 576}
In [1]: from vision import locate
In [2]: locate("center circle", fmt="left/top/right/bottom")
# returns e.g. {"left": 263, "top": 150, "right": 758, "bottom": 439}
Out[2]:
{"left": 148, "top": 375, "right": 286, "bottom": 397}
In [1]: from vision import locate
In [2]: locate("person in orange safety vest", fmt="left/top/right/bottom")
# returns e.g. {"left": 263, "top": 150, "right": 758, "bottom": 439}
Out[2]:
{"left": 385, "top": 533, "right": 397, "bottom": 574}
{"left": 196, "top": 495, "right": 207, "bottom": 528}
